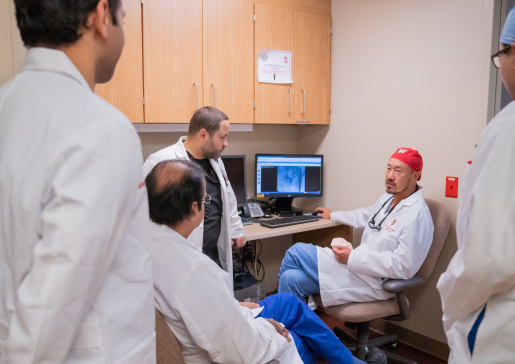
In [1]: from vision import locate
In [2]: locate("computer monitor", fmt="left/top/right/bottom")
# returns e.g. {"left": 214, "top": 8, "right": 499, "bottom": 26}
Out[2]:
{"left": 255, "top": 154, "right": 323, "bottom": 214}
{"left": 220, "top": 155, "right": 247, "bottom": 207}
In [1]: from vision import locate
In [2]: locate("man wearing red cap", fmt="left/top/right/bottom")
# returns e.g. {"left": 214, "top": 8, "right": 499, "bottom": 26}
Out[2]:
{"left": 277, "top": 148, "right": 434, "bottom": 313}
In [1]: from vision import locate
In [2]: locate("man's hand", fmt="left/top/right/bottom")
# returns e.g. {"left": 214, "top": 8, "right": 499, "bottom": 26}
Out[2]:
{"left": 239, "top": 302, "right": 260, "bottom": 309}
{"left": 232, "top": 236, "right": 247, "bottom": 248}
{"left": 264, "top": 318, "right": 291, "bottom": 342}
{"left": 314, "top": 207, "right": 332, "bottom": 219}
{"left": 332, "top": 244, "right": 352, "bottom": 265}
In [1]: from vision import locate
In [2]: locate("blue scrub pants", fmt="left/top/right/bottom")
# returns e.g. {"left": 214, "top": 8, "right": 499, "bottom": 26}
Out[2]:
{"left": 278, "top": 243, "right": 321, "bottom": 302}
{"left": 257, "top": 293, "right": 365, "bottom": 364}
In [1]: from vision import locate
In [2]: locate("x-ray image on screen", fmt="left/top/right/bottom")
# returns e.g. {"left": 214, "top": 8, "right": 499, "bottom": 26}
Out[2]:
{"left": 277, "top": 166, "right": 305, "bottom": 193}
{"left": 256, "top": 155, "right": 323, "bottom": 196}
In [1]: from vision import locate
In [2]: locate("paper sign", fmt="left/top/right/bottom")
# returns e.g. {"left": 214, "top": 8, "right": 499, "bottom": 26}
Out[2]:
{"left": 257, "top": 49, "right": 293, "bottom": 84}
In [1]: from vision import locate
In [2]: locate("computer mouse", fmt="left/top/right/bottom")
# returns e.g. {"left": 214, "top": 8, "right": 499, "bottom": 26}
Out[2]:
{"left": 312, "top": 210, "right": 323, "bottom": 216}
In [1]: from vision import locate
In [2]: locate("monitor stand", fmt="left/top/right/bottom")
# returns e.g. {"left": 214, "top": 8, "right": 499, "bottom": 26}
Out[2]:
{"left": 272, "top": 197, "right": 303, "bottom": 217}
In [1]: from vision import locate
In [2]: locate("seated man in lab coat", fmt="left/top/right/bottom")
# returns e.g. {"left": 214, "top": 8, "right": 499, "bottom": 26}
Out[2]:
{"left": 146, "top": 159, "right": 387, "bottom": 364}
{"left": 278, "top": 148, "right": 434, "bottom": 308}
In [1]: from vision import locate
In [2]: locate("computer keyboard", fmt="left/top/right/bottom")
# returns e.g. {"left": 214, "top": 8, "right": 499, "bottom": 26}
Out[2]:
{"left": 259, "top": 215, "right": 320, "bottom": 228}
{"left": 240, "top": 217, "right": 254, "bottom": 226}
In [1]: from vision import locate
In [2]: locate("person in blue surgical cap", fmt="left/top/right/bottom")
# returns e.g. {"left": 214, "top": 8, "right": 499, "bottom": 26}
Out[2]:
{"left": 437, "top": 6, "right": 515, "bottom": 364}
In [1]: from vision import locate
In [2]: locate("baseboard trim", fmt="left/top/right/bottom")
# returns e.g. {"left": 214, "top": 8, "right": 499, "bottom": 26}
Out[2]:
{"left": 370, "top": 320, "right": 450, "bottom": 361}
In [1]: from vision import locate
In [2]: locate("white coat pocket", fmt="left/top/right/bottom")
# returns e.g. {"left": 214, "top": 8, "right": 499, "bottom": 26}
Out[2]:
{"left": 66, "top": 308, "right": 105, "bottom": 363}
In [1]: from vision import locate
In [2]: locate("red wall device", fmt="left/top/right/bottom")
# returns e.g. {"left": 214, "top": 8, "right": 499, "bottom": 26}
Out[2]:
{"left": 445, "top": 176, "right": 458, "bottom": 198}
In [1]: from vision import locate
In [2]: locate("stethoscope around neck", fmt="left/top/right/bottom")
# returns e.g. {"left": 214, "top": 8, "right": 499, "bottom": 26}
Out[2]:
{"left": 368, "top": 185, "right": 419, "bottom": 231}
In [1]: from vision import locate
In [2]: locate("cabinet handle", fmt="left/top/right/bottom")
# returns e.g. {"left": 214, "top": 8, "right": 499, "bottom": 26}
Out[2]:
{"left": 212, "top": 84, "right": 216, "bottom": 107}
{"left": 288, "top": 88, "right": 292, "bottom": 114}
{"left": 194, "top": 83, "right": 198, "bottom": 111}
{"left": 302, "top": 89, "right": 306, "bottom": 114}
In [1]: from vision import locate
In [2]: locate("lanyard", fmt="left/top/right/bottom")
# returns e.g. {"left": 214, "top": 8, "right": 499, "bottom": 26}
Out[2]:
{"left": 214, "top": 158, "right": 229, "bottom": 187}
{"left": 369, "top": 185, "right": 419, "bottom": 231}
{"left": 368, "top": 196, "right": 395, "bottom": 231}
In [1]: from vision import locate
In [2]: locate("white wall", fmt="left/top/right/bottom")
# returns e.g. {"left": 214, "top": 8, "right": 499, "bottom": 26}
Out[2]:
{"left": 0, "top": 0, "right": 15, "bottom": 85}
{"left": 0, "top": 0, "right": 26, "bottom": 85}
{"left": 298, "top": 0, "right": 490, "bottom": 344}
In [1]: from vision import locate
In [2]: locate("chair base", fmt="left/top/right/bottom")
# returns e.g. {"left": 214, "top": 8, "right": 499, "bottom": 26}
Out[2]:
{"left": 334, "top": 323, "right": 417, "bottom": 364}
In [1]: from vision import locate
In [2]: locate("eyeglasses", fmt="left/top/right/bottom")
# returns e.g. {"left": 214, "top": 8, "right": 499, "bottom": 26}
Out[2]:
{"left": 491, "top": 45, "right": 511, "bottom": 69}
{"left": 202, "top": 195, "right": 212, "bottom": 205}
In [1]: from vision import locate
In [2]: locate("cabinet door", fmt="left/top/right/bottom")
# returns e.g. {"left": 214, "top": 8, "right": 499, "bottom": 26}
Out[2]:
{"left": 143, "top": 0, "right": 202, "bottom": 123}
{"left": 97, "top": 0, "right": 144, "bottom": 123}
{"left": 295, "top": 11, "right": 331, "bottom": 125}
{"left": 255, "top": 4, "right": 295, "bottom": 124}
{"left": 203, "top": 0, "right": 254, "bottom": 124}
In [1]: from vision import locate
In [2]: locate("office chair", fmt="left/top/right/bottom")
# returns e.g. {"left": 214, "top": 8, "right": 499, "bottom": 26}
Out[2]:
{"left": 155, "top": 308, "right": 281, "bottom": 364}
{"left": 313, "top": 198, "right": 450, "bottom": 364}
{"left": 155, "top": 309, "right": 185, "bottom": 364}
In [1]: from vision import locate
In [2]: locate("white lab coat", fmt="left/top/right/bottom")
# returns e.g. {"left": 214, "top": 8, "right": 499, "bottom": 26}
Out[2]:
{"left": 0, "top": 48, "right": 156, "bottom": 363}
{"left": 318, "top": 187, "right": 434, "bottom": 307}
{"left": 150, "top": 224, "right": 303, "bottom": 364}
{"left": 142, "top": 137, "right": 245, "bottom": 279}
{"left": 437, "top": 102, "right": 515, "bottom": 364}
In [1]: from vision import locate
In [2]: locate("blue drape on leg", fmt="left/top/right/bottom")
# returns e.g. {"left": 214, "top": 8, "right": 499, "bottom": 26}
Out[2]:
{"left": 257, "top": 292, "right": 365, "bottom": 364}
{"left": 290, "top": 331, "right": 318, "bottom": 364}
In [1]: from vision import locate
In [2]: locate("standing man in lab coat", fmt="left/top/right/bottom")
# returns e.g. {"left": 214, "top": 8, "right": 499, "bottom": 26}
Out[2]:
{"left": 0, "top": 1, "right": 155, "bottom": 363}
{"left": 437, "top": 9, "right": 515, "bottom": 364}
{"left": 146, "top": 159, "right": 386, "bottom": 364}
{"left": 142, "top": 106, "right": 245, "bottom": 275}
{"left": 278, "top": 148, "right": 434, "bottom": 307}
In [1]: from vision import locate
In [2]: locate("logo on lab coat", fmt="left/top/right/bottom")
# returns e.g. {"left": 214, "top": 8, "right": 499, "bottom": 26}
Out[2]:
{"left": 391, "top": 220, "right": 396, "bottom": 226}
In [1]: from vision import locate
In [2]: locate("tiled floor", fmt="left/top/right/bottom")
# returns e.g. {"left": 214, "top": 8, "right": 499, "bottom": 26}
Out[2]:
{"left": 317, "top": 311, "right": 447, "bottom": 364}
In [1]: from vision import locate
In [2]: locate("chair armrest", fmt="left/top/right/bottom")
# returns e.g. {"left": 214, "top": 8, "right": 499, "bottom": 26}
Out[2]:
{"left": 382, "top": 276, "right": 423, "bottom": 293}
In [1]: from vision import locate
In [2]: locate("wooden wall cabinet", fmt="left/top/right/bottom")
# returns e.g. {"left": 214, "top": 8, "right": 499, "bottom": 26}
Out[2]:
{"left": 143, "top": 0, "right": 203, "bottom": 124}
{"left": 255, "top": 4, "right": 295, "bottom": 124}
{"left": 203, "top": 0, "right": 254, "bottom": 124}
{"left": 255, "top": 5, "right": 331, "bottom": 125}
{"left": 96, "top": 0, "right": 144, "bottom": 124}
{"left": 98, "top": 0, "right": 331, "bottom": 125}
{"left": 295, "top": 11, "right": 331, "bottom": 125}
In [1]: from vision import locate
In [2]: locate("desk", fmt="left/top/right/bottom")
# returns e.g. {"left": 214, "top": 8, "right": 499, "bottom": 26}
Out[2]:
{"left": 241, "top": 219, "right": 353, "bottom": 293}
{"left": 244, "top": 219, "right": 353, "bottom": 250}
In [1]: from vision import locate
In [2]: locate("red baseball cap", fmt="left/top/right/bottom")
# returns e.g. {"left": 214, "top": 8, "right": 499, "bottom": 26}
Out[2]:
{"left": 390, "top": 148, "right": 423, "bottom": 180}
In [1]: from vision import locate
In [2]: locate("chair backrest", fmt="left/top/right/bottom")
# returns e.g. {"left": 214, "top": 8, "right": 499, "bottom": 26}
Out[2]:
{"left": 155, "top": 309, "right": 185, "bottom": 364}
{"left": 416, "top": 198, "right": 450, "bottom": 283}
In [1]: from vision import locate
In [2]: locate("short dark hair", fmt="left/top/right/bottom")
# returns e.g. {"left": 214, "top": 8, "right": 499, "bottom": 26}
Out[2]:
{"left": 14, "top": 0, "right": 121, "bottom": 47}
{"left": 188, "top": 106, "right": 229, "bottom": 137}
{"left": 146, "top": 160, "right": 205, "bottom": 227}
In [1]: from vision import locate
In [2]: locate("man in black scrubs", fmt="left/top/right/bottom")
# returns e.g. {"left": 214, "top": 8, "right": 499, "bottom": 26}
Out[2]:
{"left": 185, "top": 150, "right": 224, "bottom": 264}
{"left": 142, "top": 107, "right": 246, "bottom": 269}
